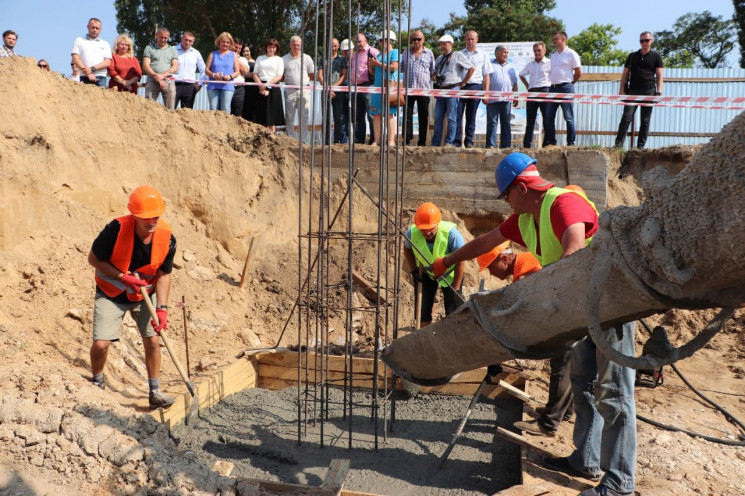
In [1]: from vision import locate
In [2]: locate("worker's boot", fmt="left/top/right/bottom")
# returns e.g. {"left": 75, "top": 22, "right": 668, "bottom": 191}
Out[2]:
{"left": 513, "top": 419, "right": 556, "bottom": 437}
{"left": 579, "top": 484, "right": 633, "bottom": 496}
{"left": 149, "top": 389, "right": 175, "bottom": 409}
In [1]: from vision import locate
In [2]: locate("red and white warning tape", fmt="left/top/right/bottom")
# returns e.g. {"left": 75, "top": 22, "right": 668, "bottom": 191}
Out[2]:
{"left": 178, "top": 78, "right": 745, "bottom": 110}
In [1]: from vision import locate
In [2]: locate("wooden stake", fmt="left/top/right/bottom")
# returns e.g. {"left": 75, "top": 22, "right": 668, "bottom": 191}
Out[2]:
{"left": 239, "top": 235, "right": 258, "bottom": 289}
{"left": 181, "top": 295, "right": 190, "bottom": 379}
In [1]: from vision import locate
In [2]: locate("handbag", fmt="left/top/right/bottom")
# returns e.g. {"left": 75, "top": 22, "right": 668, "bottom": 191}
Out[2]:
{"left": 388, "top": 80, "right": 406, "bottom": 107}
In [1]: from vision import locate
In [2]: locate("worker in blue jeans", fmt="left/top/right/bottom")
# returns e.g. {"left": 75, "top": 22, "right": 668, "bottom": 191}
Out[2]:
{"left": 544, "top": 322, "right": 637, "bottom": 496}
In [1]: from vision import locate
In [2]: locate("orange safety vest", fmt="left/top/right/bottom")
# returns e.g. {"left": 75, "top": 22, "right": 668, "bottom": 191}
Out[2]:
{"left": 513, "top": 252, "right": 542, "bottom": 280}
{"left": 94, "top": 215, "right": 172, "bottom": 301}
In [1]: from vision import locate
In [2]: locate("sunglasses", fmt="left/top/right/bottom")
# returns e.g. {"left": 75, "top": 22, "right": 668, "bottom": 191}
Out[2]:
{"left": 38, "top": 64, "right": 48, "bottom": 68}
{"left": 639, "top": 39, "right": 651, "bottom": 43}
{"left": 411, "top": 37, "right": 422, "bottom": 41}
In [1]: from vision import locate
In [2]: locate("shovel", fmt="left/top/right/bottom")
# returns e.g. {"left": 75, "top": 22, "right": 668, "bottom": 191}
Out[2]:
{"left": 136, "top": 277, "right": 199, "bottom": 424}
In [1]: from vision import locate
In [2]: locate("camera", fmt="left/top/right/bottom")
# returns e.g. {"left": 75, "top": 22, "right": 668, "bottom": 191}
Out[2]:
{"left": 433, "top": 74, "right": 445, "bottom": 89}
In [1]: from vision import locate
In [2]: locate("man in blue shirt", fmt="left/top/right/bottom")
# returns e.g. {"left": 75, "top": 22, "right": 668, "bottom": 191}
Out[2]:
{"left": 174, "top": 31, "right": 206, "bottom": 109}
{"left": 484, "top": 45, "right": 517, "bottom": 149}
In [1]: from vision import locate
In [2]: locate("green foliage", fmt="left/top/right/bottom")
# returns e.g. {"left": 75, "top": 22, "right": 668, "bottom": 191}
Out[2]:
{"left": 443, "top": 0, "right": 564, "bottom": 49}
{"left": 734, "top": 0, "right": 745, "bottom": 68}
{"left": 114, "top": 0, "right": 401, "bottom": 62}
{"left": 654, "top": 11, "right": 737, "bottom": 68}
{"left": 568, "top": 23, "right": 627, "bottom": 66}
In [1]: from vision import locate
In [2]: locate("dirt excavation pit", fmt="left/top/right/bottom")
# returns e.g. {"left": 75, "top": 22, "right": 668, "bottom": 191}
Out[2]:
{"left": 171, "top": 386, "right": 523, "bottom": 495}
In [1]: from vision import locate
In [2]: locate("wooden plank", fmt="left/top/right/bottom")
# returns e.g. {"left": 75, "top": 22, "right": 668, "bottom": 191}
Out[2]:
{"left": 258, "top": 364, "right": 392, "bottom": 388}
{"left": 257, "top": 352, "right": 384, "bottom": 376}
{"left": 320, "top": 459, "right": 351, "bottom": 493}
{"left": 495, "top": 427, "right": 554, "bottom": 457}
{"left": 151, "top": 357, "right": 258, "bottom": 428}
{"left": 236, "top": 459, "right": 349, "bottom": 496}
{"left": 352, "top": 270, "right": 388, "bottom": 304}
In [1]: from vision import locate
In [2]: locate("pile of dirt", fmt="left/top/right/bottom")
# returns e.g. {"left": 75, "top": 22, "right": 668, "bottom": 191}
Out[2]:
{"left": 0, "top": 57, "right": 743, "bottom": 495}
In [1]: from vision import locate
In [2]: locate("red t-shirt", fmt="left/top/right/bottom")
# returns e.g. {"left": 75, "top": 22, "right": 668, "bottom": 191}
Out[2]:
{"left": 108, "top": 54, "right": 142, "bottom": 93}
{"left": 499, "top": 191, "right": 598, "bottom": 256}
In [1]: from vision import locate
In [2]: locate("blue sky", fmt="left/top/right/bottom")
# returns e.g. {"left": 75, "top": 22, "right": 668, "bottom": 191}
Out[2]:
{"left": 1, "top": 0, "right": 738, "bottom": 75}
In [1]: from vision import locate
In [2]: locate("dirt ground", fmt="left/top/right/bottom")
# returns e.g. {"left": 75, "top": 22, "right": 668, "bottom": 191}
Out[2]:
{"left": 0, "top": 57, "right": 743, "bottom": 495}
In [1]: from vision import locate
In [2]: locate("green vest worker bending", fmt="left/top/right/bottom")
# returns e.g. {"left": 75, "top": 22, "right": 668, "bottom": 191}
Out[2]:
{"left": 403, "top": 202, "right": 465, "bottom": 328}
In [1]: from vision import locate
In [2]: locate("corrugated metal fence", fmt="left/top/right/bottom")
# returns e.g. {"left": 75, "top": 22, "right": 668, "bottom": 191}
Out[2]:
{"left": 569, "top": 66, "right": 745, "bottom": 148}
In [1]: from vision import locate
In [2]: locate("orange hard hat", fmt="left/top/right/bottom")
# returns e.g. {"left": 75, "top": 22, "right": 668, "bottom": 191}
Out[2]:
{"left": 477, "top": 241, "right": 511, "bottom": 272}
{"left": 565, "top": 184, "right": 585, "bottom": 195}
{"left": 127, "top": 185, "right": 166, "bottom": 218}
{"left": 414, "top": 202, "right": 442, "bottom": 229}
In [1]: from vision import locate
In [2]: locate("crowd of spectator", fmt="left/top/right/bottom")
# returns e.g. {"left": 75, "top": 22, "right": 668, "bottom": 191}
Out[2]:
{"left": 1, "top": 20, "right": 663, "bottom": 149}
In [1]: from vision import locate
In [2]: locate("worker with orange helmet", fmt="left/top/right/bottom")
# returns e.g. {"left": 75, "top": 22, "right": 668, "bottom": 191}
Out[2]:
{"left": 403, "top": 202, "right": 465, "bottom": 328}
{"left": 477, "top": 242, "right": 575, "bottom": 437}
{"left": 477, "top": 241, "right": 542, "bottom": 282}
{"left": 88, "top": 186, "right": 176, "bottom": 409}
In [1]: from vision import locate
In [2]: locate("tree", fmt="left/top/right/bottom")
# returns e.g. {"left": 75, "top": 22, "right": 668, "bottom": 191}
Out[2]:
{"left": 114, "top": 0, "right": 399, "bottom": 62}
{"left": 654, "top": 11, "right": 737, "bottom": 68}
{"left": 569, "top": 23, "right": 627, "bottom": 66}
{"left": 442, "top": 0, "right": 564, "bottom": 49}
{"left": 734, "top": 0, "right": 745, "bottom": 68}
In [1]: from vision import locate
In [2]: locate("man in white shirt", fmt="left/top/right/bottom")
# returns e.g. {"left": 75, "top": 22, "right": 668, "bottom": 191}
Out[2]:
{"left": 455, "top": 31, "right": 491, "bottom": 148}
{"left": 71, "top": 18, "right": 112, "bottom": 87}
{"left": 283, "top": 36, "right": 319, "bottom": 142}
{"left": 519, "top": 42, "right": 552, "bottom": 148}
{"left": 484, "top": 45, "right": 517, "bottom": 149}
{"left": 543, "top": 31, "right": 582, "bottom": 146}
{"left": 431, "top": 35, "right": 474, "bottom": 147}
{"left": 174, "top": 31, "right": 206, "bottom": 109}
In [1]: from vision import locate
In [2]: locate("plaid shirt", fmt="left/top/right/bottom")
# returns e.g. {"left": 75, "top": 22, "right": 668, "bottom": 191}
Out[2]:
{"left": 400, "top": 47, "right": 435, "bottom": 89}
{"left": 0, "top": 45, "right": 15, "bottom": 57}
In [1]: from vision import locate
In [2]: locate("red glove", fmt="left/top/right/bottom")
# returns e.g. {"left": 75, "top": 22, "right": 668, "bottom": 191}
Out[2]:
{"left": 432, "top": 257, "right": 448, "bottom": 278}
{"left": 120, "top": 273, "right": 148, "bottom": 292}
{"left": 151, "top": 308, "right": 168, "bottom": 333}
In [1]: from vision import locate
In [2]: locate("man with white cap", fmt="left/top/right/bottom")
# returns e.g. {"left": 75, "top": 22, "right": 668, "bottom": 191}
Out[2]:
{"left": 432, "top": 153, "right": 637, "bottom": 496}
{"left": 431, "top": 35, "right": 474, "bottom": 147}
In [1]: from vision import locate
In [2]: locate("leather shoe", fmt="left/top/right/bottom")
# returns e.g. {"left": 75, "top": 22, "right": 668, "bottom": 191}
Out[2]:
{"left": 513, "top": 419, "right": 556, "bottom": 437}
{"left": 579, "top": 484, "right": 633, "bottom": 496}
{"left": 542, "top": 456, "right": 602, "bottom": 482}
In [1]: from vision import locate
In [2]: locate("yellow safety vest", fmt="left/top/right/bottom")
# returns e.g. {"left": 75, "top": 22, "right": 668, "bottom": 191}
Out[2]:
{"left": 518, "top": 188, "right": 597, "bottom": 266}
{"left": 410, "top": 221, "right": 456, "bottom": 287}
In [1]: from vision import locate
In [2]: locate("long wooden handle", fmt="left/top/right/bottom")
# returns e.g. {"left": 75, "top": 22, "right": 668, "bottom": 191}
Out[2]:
{"left": 137, "top": 283, "right": 196, "bottom": 397}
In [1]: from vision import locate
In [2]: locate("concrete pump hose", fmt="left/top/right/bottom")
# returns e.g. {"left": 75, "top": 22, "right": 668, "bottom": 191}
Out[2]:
{"left": 586, "top": 243, "right": 735, "bottom": 370}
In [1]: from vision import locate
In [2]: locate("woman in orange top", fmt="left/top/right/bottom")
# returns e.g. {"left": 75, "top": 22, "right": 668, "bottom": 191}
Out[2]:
{"left": 108, "top": 34, "right": 142, "bottom": 93}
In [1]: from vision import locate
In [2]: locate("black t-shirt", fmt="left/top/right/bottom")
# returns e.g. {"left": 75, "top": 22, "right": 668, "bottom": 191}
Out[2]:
{"left": 625, "top": 49, "right": 663, "bottom": 92}
{"left": 92, "top": 219, "right": 177, "bottom": 303}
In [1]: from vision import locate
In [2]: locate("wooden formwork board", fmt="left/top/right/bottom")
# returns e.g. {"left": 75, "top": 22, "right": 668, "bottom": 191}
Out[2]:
{"left": 150, "top": 357, "right": 258, "bottom": 428}
{"left": 256, "top": 351, "right": 529, "bottom": 399}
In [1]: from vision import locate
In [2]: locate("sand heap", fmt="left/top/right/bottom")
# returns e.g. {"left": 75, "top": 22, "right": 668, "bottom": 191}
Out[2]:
{"left": 0, "top": 57, "right": 743, "bottom": 496}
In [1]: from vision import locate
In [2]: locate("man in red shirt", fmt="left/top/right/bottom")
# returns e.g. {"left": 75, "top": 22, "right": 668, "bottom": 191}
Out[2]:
{"left": 433, "top": 153, "right": 637, "bottom": 496}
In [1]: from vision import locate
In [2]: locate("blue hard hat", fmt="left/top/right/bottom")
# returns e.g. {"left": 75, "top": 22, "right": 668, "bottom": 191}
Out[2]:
{"left": 495, "top": 152, "right": 537, "bottom": 198}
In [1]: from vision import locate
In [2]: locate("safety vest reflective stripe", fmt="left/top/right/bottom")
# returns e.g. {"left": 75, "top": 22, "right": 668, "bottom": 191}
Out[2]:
{"left": 411, "top": 221, "right": 456, "bottom": 287}
{"left": 518, "top": 188, "right": 597, "bottom": 266}
{"left": 94, "top": 215, "right": 172, "bottom": 301}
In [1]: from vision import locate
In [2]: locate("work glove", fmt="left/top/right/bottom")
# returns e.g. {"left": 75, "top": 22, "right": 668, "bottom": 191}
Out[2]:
{"left": 431, "top": 257, "right": 448, "bottom": 278}
{"left": 410, "top": 268, "right": 421, "bottom": 284}
{"left": 151, "top": 308, "right": 168, "bottom": 334}
{"left": 120, "top": 273, "right": 148, "bottom": 292}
